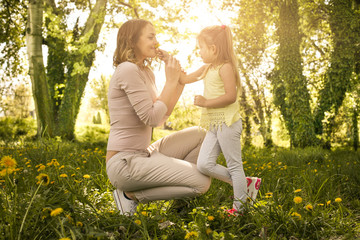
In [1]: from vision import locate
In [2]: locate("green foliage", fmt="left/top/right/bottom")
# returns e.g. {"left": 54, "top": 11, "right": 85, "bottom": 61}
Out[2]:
{"left": 1, "top": 139, "right": 360, "bottom": 239}
{"left": 314, "top": 0, "right": 360, "bottom": 140}
{"left": 0, "top": 117, "right": 36, "bottom": 141}
{"left": 167, "top": 100, "right": 200, "bottom": 130}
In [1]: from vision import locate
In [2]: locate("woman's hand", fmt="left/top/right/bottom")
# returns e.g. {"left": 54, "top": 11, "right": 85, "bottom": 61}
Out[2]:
{"left": 194, "top": 95, "right": 207, "bottom": 107}
{"left": 157, "top": 49, "right": 169, "bottom": 63}
{"left": 165, "top": 55, "right": 181, "bottom": 85}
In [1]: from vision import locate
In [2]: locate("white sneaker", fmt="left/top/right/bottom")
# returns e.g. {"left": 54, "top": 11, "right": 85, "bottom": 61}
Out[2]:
{"left": 246, "top": 177, "right": 262, "bottom": 204}
{"left": 113, "top": 189, "right": 138, "bottom": 215}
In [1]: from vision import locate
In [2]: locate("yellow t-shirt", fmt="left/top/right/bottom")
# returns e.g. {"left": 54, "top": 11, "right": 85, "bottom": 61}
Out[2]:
{"left": 199, "top": 65, "right": 241, "bottom": 130}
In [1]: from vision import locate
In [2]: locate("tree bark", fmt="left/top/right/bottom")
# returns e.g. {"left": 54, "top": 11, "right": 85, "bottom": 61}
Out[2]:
{"left": 26, "top": 0, "right": 55, "bottom": 137}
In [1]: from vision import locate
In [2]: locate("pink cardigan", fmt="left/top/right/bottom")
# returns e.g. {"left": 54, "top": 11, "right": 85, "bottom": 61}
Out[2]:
{"left": 107, "top": 62, "right": 168, "bottom": 152}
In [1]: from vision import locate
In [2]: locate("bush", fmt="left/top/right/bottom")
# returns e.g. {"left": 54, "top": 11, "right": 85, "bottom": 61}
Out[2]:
{"left": 0, "top": 117, "right": 36, "bottom": 141}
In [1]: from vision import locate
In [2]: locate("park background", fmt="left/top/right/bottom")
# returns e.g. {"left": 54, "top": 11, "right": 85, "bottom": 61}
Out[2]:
{"left": 1, "top": 0, "right": 360, "bottom": 239}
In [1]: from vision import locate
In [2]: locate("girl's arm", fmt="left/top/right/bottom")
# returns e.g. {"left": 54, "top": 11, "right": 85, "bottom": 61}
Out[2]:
{"left": 194, "top": 63, "right": 237, "bottom": 108}
{"left": 179, "top": 65, "right": 207, "bottom": 84}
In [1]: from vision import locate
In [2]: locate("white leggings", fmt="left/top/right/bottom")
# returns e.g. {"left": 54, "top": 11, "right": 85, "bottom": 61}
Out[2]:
{"left": 197, "top": 119, "right": 247, "bottom": 210}
{"left": 106, "top": 127, "right": 211, "bottom": 203}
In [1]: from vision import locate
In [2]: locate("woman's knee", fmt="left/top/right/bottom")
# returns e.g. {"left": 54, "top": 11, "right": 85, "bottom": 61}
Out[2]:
{"left": 195, "top": 175, "right": 211, "bottom": 194}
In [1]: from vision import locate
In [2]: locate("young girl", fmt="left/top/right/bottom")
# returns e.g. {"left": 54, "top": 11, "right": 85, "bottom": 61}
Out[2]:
{"left": 180, "top": 25, "right": 261, "bottom": 212}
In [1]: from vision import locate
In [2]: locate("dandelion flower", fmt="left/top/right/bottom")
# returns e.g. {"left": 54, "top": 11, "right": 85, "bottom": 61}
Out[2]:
{"left": 326, "top": 200, "right": 331, "bottom": 206}
{"left": 83, "top": 174, "right": 90, "bottom": 179}
{"left": 207, "top": 216, "right": 214, "bottom": 221}
{"left": 265, "top": 192, "right": 273, "bottom": 198}
{"left": 36, "top": 173, "right": 50, "bottom": 186}
{"left": 1, "top": 156, "right": 17, "bottom": 168}
{"left": 134, "top": 219, "right": 141, "bottom": 225}
{"left": 185, "top": 231, "right": 199, "bottom": 239}
{"left": 293, "top": 196, "right": 302, "bottom": 204}
{"left": 141, "top": 211, "right": 147, "bottom": 216}
{"left": 291, "top": 212, "right": 302, "bottom": 220}
{"left": 60, "top": 174, "right": 68, "bottom": 178}
{"left": 59, "top": 238, "right": 70, "bottom": 240}
{"left": 318, "top": 203, "right": 324, "bottom": 206}
{"left": 335, "top": 198, "right": 342, "bottom": 203}
{"left": 294, "top": 189, "right": 302, "bottom": 193}
{"left": 206, "top": 228, "right": 212, "bottom": 235}
{"left": 50, "top": 208, "right": 63, "bottom": 217}
{"left": 305, "top": 204, "right": 313, "bottom": 211}
{"left": 37, "top": 164, "right": 46, "bottom": 171}
{"left": 76, "top": 221, "right": 83, "bottom": 227}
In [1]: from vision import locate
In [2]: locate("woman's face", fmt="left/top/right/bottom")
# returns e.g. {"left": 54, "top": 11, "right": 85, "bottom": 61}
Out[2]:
{"left": 135, "top": 24, "right": 158, "bottom": 61}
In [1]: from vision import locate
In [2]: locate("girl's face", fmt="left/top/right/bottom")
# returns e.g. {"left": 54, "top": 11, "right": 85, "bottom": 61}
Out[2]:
{"left": 135, "top": 24, "right": 159, "bottom": 61}
{"left": 198, "top": 40, "right": 215, "bottom": 64}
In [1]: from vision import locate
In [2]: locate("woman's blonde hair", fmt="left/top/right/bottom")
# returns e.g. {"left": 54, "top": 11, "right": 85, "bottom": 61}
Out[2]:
{"left": 197, "top": 25, "right": 241, "bottom": 95}
{"left": 113, "top": 19, "right": 152, "bottom": 68}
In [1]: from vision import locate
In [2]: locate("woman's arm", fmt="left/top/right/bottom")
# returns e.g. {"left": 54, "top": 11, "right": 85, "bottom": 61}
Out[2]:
{"left": 194, "top": 63, "right": 237, "bottom": 108}
{"left": 157, "top": 55, "right": 182, "bottom": 114}
{"left": 179, "top": 65, "right": 207, "bottom": 84}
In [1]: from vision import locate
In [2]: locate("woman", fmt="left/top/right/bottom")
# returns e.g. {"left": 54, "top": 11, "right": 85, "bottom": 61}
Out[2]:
{"left": 106, "top": 19, "right": 211, "bottom": 215}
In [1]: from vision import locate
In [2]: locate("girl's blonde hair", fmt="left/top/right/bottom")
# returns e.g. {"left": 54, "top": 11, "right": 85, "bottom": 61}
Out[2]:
{"left": 197, "top": 25, "right": 241, "bottom": 95}
{"left": 113, "top": 19, "right": 152, "bottom": 68}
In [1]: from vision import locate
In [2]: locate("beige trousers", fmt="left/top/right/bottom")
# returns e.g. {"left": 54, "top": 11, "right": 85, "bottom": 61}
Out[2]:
{"left": 106, "top": 127, "right": 211, "bottom": 203}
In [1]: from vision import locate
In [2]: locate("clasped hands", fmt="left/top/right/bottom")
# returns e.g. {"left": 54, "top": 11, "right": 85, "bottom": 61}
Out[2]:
{"left": 157, "top": 49, "right": 207, "bottom": 107}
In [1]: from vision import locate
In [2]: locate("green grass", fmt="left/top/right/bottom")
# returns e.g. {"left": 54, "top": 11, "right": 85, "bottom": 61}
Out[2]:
{"left": 1, "top": 129, "right": 360, "bottom": 239}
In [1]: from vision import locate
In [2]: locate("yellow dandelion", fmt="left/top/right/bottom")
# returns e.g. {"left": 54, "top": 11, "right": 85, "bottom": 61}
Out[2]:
{"left": 74, "top": 179, "right": 82, "bottom": 183}
{"left": 141, "top": 211, "right": 147, "bottom": 216}
{"left": 335, "top": 198, "right": 342, "bottom": 203}
{"left": 185, "top": 231, "right": 199, "bottom": 239}
{"left": 36, "top": 173, "right": 50, "bottom": 186}
{"left": 59, "top": 165, "right": 65, "bottom": 170}
{"left": 207, "top": 216, "right": 214, "bottom": 221}
{"left": 59, "top": 238, "right": 70, "bottom": 240}
{"left": 1, "top": 156, "right": 17, "bottom": 168}
{"left": 265, "top": 192, "right": 273, "bottom": 198}
{"left": 326, "top": 200, "right": 331, "bottom": 206}
{"left": 76, "top": 221, "right": 83, "bottom": 227}
{"left": 293, "top": 196, "right": 303, "bottom": 204}
{"left": 305, "top": 204, "right": 313, "bottom": 211}
{"left": 206, "top": 228, "right": 212, "bottom": 235}
{"left": 60, "top": 174, "right": 68, "bottom": 178}
{"left": 83, "top": 174, "right": 90, "bottom": 179}
{"left": 37, "top": 164, "right": 46, "bottom": 171}
{"left": 318, "top": 203, "right": 324, "bottom": 206}
{"left": 83, "top": 161, "right": 87, "bottom": 164}
{"left": 291, "top": 212, "right": 302, "bottom": 220}
{"left": 134, "top": 219, "right": 141, "bottom": 225}
{"left": 0, "top": 168, "right": 14, "bottom": 177}
{"left": 50, "top": 208, "right": 63, "bottom": 217}
{"left": 294, "top": 189, "right": 302, "bottom": 193}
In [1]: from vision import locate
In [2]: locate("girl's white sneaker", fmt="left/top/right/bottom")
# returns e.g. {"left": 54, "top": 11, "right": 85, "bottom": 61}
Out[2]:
{"left": 246, "top": 177, "right": 262, "bottom": 204}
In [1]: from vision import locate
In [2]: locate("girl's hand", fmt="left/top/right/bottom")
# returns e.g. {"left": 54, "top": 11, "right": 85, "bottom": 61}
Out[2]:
{"left": 157, "top": 49, "right": 169, "bottom": 63}
{"left": 165, "top": 55, "right": 181, "bottom": 84}
{"left": 194, "top": 95, "right": 207, "bottom": 107}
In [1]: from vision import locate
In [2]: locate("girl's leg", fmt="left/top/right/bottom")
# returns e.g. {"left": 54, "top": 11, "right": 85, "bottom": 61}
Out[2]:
{"left": 217, "top": 120, "right": 247, "bottom": 210}
{"left": 197, "top": 130, "right": 233, "bottom": 185}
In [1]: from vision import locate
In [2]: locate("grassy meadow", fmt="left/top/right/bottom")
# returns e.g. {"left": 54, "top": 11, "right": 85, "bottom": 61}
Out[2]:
{"left": 1, "top": 125, "right": 360, "bottom": 240}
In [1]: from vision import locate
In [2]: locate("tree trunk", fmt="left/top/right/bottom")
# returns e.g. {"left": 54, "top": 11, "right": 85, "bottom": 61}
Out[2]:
{"left": 26, "top": 0, "right": 55, "bottom": 137}
{"left": 274, "top": 0, "right": 316, "bottom": 148}
{"left": 57, "top": 0, "right": 107, "bottom": 140}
